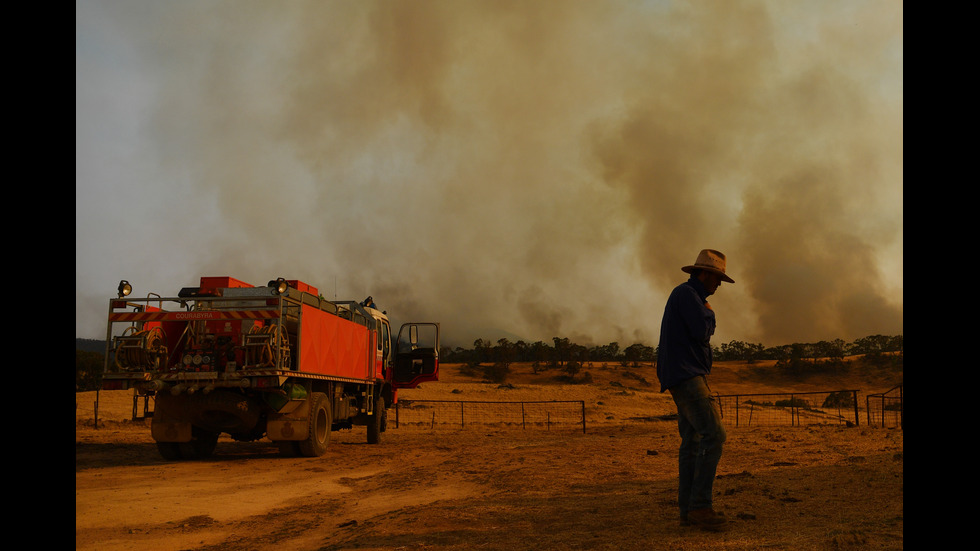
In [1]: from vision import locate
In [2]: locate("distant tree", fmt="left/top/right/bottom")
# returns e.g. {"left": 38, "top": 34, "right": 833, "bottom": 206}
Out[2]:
{"left": 525, "top": 341, "right": 549, "bottom": 373}
{"left": 720, "top": 340, "right": 747, "bottom": 361}
{"left": 494, "top": 338, "right": 515, "bottom": 364}
{"left": 609, "top": 342, "right": 620, "bottom": 360}
{"left": 476, "top": 338, "right": 514, "bottom": 383}
{"left": 746, "top": 343, "right": 766, "bottom": 362}
{"left": 552, "top": 337, "right": 571, "bottom": 367}
{"left": 848, "top": 335, "right": 892, "bottom": 357}
{"left": 887, "top": 335, "right": 904, "bottom": 353}
{"left": 590, "top": 342, "right": 620, "bottom": 362}
{"left": 472, "top": 338, "right": 493, "bottom": 365}
{"left": 560, "top": 343, "right": 589, "bottom": 381}
{"left": 775, "top": 343, "right": 812, "bottom": 377}
{"left": 483, "top": 362, "right": 511, "bottom": 383}
{"left": 76, "top": 350, "right": 104, "bottom": 391}
{"left": 562, "top": 360, "right": 582, "bottom": 380}
{"left": 514, "top": 340, "right": 530, "bottom": 362}
{"left": 568, "top": 343, "right": 589, "bottom": 365}
{"left": 812, "top": 339, "right": 847, "bottom": 364}
{"left": 623, "top": 343, "right": 653, "bottom": 366}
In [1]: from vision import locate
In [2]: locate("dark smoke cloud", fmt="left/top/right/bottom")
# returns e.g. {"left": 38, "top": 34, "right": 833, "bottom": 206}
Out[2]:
{"left": 585, "top": 2, "right": 903, "bottom": 344}
{"left": 76, "top": 0, "right": 902, "bottom": 348}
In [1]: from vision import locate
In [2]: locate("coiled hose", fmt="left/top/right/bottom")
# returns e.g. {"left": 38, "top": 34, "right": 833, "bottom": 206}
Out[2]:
{"left": 245, "top": 324, "right": 291, "bottom": 369}
{"left": 114, "top": 326, "right": 168, "bottom": 371}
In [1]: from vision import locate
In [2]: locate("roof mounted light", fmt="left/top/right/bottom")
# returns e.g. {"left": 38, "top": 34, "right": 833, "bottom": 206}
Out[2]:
{"left": 117, "top": 280, "right": 132, "bottom": 298}
{"left": 268, "top": 278, "right": 289, "bottom": 295}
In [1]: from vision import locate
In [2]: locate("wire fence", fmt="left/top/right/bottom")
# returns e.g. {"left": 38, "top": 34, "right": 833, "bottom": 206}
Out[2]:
{"left": 715, "top": 390, "right": 862, "bottom": 427}
{"left": 96, "top": 387, "right": 902, "bottom": 432}
{"left": 393, "top": 399, "right": 587, "bottom": 433}
{"left": 865, "top": 384, "right": 903, "bottom": 428}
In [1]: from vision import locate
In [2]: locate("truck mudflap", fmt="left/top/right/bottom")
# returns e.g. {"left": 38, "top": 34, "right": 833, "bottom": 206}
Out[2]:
{"left": 266, "top": 398, "right": 311, "bottom": 441}
{"left": 272, "top": 392, "right": 333, "bottom": 457}
{"left": 266, "top": 418, "right": 309, "bottom": 441}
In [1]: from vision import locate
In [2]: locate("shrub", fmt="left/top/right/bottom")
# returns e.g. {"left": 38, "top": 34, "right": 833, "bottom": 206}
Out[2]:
{"left": 822, "top": 391, "right": 855, "bottom": 408}
{"left": 483, "top": 362, "right": 511, "bottom": 384}
{"left": 774, "top": 397, "right": 809, "bottom": 408}
{"left": 76, "top": 350, "right": 104, "bottom": 391}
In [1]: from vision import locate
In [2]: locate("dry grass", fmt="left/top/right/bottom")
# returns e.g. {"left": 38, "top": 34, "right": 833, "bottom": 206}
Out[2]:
{"left": 76, "top": 360, "right": 903, "bottom": 551}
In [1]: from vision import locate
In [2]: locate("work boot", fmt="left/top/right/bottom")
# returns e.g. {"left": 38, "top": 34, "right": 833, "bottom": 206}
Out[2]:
{"left": 686, "top": 508, "right": 728, "bottom": 531}
{"left": 680, "top": 509, "right": 725, "bottom": 526}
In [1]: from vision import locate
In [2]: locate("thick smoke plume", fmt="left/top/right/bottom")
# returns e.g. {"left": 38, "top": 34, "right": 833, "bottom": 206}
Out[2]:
{"left": 76, "top": 0, "right": 903, "bottom": 348}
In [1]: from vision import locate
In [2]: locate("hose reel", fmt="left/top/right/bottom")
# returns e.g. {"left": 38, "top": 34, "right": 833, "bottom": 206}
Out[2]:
{"left": 114, "top": 326, "right": 169, "bottom": 371}
{"left": 244, "top": 323, "right": 291, "bottom": 369}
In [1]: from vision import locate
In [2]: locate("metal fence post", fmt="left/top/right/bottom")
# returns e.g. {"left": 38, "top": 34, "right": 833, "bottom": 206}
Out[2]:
{"left": 851, "top": 390, "right": 859, "bottom": 426}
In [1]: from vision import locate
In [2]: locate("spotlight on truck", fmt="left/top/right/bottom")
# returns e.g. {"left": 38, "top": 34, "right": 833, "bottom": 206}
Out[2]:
{"left": 268, "top": 278, "right": 289, "bottom": 295}
{"left": 117, "top": 280, "right": 132, "bottom": 298}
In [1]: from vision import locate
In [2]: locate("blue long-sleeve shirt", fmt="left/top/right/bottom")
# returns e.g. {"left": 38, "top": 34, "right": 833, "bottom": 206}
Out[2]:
{"left": 657, "top": 276, "right": 716, "bottom": 392}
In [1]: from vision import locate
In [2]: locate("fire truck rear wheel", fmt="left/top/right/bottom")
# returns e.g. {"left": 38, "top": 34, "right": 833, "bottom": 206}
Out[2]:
{"left": 298, "top": 392, "right": 331, "bottom": 457}
{"left": 277, "top": 441, "right": 300, "bottom": 457}
{"left": 155, "top": 428, "right": 218, "bottom": 460}
{"left": 187, "top": 428, "right": 219, "bottom": 459}
{"left": 157, "top": 441, "right": 181, "bottom": 460}
{"left": 367, "top": 395, "right": 385, "bottom": 444}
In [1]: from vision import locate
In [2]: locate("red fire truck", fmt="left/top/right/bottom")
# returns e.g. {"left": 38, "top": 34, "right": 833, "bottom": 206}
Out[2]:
{"left": 101, "top": 276, "right": 439, "bottom": 460}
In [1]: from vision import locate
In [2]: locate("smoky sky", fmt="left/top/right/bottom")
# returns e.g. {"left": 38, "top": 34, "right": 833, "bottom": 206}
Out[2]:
{"left": 76, "top": 0, "right": 903, "bottom": 348}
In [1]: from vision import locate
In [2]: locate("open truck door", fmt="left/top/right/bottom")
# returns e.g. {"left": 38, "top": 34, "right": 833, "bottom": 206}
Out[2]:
{"left": 393, "top": 323, "right": 440, "bottom": 389}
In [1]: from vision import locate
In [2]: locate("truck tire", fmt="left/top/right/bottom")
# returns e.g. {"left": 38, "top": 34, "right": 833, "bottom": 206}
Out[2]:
{"left": 187, "top": 428, "right": 219, "bottom": 459}
{"left": 156, "top": 427, "right": 218, "bottom": 460}
{"left": 157, "top": 441, "right": 182, "bottom": 460}
{"left": 298, "top": 392, "right": 331, "bottom": 457}
{"left": 367, "top": 395, "right": 385, "bottom": 444}
{"left": 277, "top": 441, "right": 300, "bottom": 457}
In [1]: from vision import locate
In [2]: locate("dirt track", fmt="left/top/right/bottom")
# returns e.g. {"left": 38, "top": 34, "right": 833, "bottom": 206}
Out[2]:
{"left": 76, "top": 362, "right": 903, "bottom": 550}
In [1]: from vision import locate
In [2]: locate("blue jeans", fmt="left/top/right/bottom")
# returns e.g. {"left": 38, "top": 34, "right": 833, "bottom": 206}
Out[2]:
{"left": 668, "top": 375, "right": 727, "bottom": 514}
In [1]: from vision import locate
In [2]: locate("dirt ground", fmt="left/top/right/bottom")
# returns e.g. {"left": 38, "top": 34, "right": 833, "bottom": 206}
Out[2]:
{"left": 76, "top": 360, "right": 903, "bottom": 551}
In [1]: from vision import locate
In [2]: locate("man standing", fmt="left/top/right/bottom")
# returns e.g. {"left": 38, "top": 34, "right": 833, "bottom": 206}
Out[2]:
{"left": 657, "top": 249, "right": 734, "bottom": 531}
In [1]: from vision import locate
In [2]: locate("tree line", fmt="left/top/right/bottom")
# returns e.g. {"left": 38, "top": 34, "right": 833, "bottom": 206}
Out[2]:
{"left": 441, "top": 334, "right": 904, "bottom": 368}
{"left": 77, "top": 334, "right": 903, "bottom": 391}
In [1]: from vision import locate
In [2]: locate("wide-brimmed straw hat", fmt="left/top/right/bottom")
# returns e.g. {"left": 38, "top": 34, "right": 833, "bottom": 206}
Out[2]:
{"left": 682, "top": 249, "right": 735, "bottom": 283}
